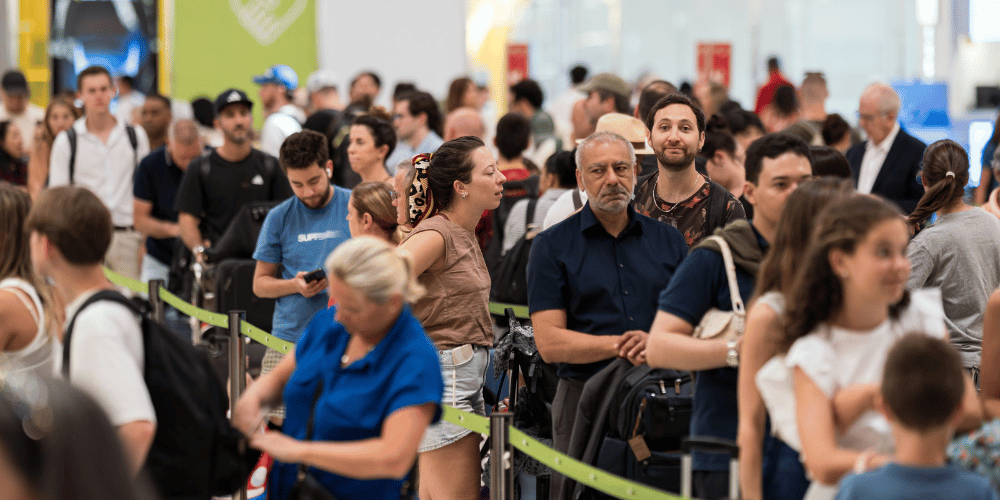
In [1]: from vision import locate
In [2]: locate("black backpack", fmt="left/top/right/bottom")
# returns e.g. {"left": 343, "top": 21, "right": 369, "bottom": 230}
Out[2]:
{"left": 62, "top": 290, "right": 256, "bottom": 499}
{"left": 607, "top": 365, "right": 693, "bottom": 451}
{"left": 489, "top": 198, "right": 538, "bottom": 306}
{"left": 484, "top": 175, "right": 539, "bottom": 271}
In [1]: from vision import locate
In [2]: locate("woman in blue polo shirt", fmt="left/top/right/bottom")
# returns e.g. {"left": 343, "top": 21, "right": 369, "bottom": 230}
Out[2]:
{"left": 233, "top": 236, "right": 443, "bottom": 500}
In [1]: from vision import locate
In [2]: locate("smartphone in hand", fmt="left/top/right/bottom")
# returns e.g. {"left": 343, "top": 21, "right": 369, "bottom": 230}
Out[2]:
{"left": 303, "top": 269, "right": 326, "bottom": 283}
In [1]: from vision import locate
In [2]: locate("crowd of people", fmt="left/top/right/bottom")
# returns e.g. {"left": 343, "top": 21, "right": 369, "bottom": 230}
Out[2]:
{"left": 3, "top": 54, "right": 1000, "bottom": 500}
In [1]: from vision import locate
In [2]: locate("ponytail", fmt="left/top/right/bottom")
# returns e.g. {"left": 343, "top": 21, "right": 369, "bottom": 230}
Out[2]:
{"left": 908, "top": 140, "right": 969, "bottom": 224}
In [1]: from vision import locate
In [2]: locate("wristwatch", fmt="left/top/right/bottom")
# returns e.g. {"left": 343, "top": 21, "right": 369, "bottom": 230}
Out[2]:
{"left": 726, "top": 339, "right": 739, "bottom": 368}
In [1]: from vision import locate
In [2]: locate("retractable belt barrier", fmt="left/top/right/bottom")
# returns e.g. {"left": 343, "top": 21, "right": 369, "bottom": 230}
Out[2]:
{"left": 103, "top": 268, "right": 690, "bottom": 500}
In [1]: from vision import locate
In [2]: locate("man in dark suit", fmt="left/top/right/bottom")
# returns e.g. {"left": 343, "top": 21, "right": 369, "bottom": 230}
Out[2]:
{"left": 845, "top": 82, "right": 926, "bottom": 214}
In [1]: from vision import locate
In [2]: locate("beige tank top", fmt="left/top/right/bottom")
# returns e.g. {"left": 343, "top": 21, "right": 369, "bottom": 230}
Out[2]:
{"left": 405, "top": 215, "right": 493, "bottom": 349}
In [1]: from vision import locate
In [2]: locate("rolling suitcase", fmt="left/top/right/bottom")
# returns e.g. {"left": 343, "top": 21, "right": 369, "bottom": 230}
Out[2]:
{"left": 680, "top": 436, "right": 740, "bottom": 500}
{"left": 210, "top": 258, "right": 271, "bottom": 379}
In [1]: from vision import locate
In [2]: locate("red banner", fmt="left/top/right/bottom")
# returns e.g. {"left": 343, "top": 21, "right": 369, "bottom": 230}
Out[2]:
{"left": 697, "top": 43, "right": 732, "bottom": 87}
{"left": 507, "top": 43, "right": 529, "bottom": 84}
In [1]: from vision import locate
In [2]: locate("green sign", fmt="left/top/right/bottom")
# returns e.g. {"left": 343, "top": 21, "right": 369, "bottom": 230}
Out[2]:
{"left": 173, "top": 0, "right": 317, "bottom": 128}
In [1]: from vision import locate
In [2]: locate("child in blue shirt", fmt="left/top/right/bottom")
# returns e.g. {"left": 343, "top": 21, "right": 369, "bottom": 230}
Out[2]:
{"left": 836, "top": 335, "right": 997, "bottom": 500}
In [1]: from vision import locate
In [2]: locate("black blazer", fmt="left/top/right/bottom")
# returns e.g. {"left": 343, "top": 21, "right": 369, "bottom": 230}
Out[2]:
{"left": 845, "top": 127, "right": 927, "bottom": 214}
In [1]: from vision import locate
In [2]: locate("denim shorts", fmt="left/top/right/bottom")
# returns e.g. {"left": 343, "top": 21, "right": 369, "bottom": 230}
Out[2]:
{"left": 418, "top": 344, "right": 489, "bottom": 452}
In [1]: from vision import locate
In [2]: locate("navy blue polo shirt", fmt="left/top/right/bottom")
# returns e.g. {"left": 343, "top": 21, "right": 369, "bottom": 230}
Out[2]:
{"left": 133, "top": 146, "right": 183, "bottom": 265}
{"left": 657, "top": 225, "right": 768, "bottom": 472}
{"left": 527, "top": 202, "right": 688, "bottom": 381}
{"left": 270, "top": 305, "right": 443, "bottom": 500}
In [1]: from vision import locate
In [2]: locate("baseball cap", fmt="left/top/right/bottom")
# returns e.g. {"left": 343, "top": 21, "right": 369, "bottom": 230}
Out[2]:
{"left": 577, "top": 73, "right": 629, "bottom": 99}
{"left": 252, "top": 64, "right": 298, "bottom": 90}
{"left": 1, "top": 70, "right": 29, "bottom": 96}
{"left": 306, "top": 70, "right": 339, "bottom": 94}
{"left": 214, "top": 88, "right": 254, "bottom": 114}
{"left": 577, "top": 113, "right": 655, "bottom": 155}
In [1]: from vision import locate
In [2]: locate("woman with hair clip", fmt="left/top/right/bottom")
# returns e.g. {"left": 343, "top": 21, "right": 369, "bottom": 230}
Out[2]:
{"left": 348, "top": 108, "right": 397, "bottom": 184}
{"left": 396, "top": 136, "right": 506, "bottom": 500}
{"left": 347, "top": 181, "right": 402, "bottom": 244}
{"left": 700, "top": 114, "right": 749, "bottom": 216}
{"left": 0, "top": 374, "right": 156, "bottom": 500}
{"left": 778, "top": 194, "right": 981, "bottom": 500}
{"left": 906, "top": 139, "right": 1000, "bottom": 371}
{"left": 0, "top": 182, "right": 55, "bottom": 376}
{"left": 234, "top": 236, "right": 443, "bottom": 500}
{"left": 735, "top": 177, "right": 853, "bottom": 500}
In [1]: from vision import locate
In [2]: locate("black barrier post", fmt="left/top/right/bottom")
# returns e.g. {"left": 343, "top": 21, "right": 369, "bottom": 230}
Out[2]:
{"left": 148, "top": 279, "right": 166, "bottom": 325}
{"left": 228, "top": 310, "right": 248, "bottom": 500}
{"left": 490, "top": 412, "right": 514, "bottom": 500}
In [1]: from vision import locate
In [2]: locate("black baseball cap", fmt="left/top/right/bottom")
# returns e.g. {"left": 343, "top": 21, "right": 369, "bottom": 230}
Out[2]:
{"left": 214, "top": 88, "right": 254, "bottom": 114}
{"left": 1, "top": 70, "right": 28, "bottom": 96}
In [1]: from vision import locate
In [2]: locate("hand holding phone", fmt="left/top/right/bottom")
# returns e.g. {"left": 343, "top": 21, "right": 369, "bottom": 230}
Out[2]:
{"left": 303, "top": 269, "right": 326, "bottom": 283}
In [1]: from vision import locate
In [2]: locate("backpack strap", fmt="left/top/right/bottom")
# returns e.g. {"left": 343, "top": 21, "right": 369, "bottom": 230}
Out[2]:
{"left": 62, "top": 290, "right": 141, "bottom": 377}
{"left": 126, "top": 125, "right": 139, "bottom": 166}
{"left": 67, "top": 127, "right": 77, "bottom": 185}
{"left": 571, "top": 189, "right": 583, "bottom": 210}
{"left": 703, "top": 235, "right": 746, "bottom": 323}
{"left": 524, "top": 198, "right": 538, "bottom": 231}
{"left": 706, "top": 181, "right": 730, "bottom": 235}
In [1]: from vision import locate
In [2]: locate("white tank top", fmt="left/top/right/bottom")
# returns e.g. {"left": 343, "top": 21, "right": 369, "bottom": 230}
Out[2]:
{"left": 0, "top": 277, "right": 54, "bottom": 377}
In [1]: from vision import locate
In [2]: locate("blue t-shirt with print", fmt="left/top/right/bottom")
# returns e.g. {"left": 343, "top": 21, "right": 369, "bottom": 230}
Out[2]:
{"left": 836, "top": 463, "right": 998, "bottom": 500}
{"left": 253, "top": 186, "right": 351, "bottom": 343}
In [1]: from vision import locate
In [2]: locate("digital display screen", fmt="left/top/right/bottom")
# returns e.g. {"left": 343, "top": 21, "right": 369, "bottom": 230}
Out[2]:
{"left": 50, "top": 0, "right": 158, "bottom": 94}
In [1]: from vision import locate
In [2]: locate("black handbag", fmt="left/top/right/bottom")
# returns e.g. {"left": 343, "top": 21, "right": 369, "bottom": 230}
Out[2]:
{"left": 289, "top": 381, "right": 337, "bottom": 500}
{"left": 287, "top": 379, "right": 418, "bottom": 500}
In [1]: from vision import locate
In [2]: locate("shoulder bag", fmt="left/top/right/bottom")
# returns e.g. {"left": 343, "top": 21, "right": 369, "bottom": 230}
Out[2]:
{"left": 691, "top": 235, "right": 745, "bottom": 341}
{"left": 290, "top": 380, "right": 337, "bottom": 500}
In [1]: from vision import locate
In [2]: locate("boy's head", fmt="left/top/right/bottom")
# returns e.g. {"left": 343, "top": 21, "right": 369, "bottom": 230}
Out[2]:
{"left": 881, "top": 335, "right": 965, "bottom": 432}
{"left": 26, "top": 187, "right": 112, "bottom": 268}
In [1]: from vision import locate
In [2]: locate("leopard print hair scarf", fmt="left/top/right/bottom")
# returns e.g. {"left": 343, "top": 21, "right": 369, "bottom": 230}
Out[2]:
{"left": 408, "top": 153, "right": 435, "bottom": 227}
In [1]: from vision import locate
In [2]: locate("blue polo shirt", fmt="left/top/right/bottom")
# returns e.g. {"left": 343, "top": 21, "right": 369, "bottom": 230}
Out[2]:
{"left": 527, "top": 202, "right": 688, "bottom": 381}
{"left": 253, "top": 186, "right": 351, "bottom": 343}
{"left": 133, "top": 146, "right": 183, "bottom": 265}
{"left": 657, "top": 225, "right": 768, "bottom": 472}
{"left": 270, "top": 305, "right": 444, "bottom": 500}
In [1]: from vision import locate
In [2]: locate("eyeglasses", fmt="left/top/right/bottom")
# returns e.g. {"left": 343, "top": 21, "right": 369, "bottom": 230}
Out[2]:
{"left": 857, "top": 111, "right": 887, "bottom": 123}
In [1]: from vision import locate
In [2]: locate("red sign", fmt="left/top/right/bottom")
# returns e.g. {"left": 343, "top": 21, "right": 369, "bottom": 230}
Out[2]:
{"left": 507, "top": 43, "right": 529, "bottom": 84}
{"left": 697, "top": 43, "right": 732, "bottom": 87}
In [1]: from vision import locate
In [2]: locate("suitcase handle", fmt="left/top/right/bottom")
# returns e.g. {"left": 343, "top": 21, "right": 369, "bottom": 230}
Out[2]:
{"left": 681, "top": 436, "right": 739, "bottom": 458}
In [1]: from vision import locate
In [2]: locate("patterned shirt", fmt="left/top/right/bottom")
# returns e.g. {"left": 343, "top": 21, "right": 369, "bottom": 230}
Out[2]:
{"left": 634, "top": 172, "right": 746, "bottom": 247}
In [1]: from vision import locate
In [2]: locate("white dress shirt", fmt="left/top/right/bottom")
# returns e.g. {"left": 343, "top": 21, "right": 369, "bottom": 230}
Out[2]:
{"left": 48, "top": 117, "right": 150, "bottom": 226}
{"left": 857, "top": 122, "right": 900, "bottom": 194}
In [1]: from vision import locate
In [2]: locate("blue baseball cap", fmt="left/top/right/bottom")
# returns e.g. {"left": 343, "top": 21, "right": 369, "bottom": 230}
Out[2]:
{"left": 252, "top": 64, "right": 298, "bottom": 90}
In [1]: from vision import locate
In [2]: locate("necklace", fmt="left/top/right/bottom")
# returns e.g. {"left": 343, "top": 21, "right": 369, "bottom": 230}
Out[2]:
{"left": 341, "top": 342, "right": 375, "bottom": 367}
{"left": 655, "top": 174, "right": 703, "bottom": 216}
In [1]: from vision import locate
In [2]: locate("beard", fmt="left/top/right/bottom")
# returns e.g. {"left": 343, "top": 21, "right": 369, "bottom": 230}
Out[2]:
{"left": 590, "top": 183, "right": 633, "bottom": 214}
{"left": 223, "top": 125, "right": 251, "bottom": 145}
{"left": 300, "top": 183, "right": 332, "bottom": 209}
{"left": 654, "top": 147, "right": 697, "bottom": 173}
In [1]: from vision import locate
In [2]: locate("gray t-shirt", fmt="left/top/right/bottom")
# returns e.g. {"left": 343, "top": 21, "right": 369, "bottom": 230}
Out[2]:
{"left": 907, "top": 208, "right": 1000, "bottom": 367}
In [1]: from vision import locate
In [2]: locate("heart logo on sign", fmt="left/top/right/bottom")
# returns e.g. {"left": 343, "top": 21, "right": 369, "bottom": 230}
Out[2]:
{"left": 229, "top": 0, "right": 308, "bottom": 46}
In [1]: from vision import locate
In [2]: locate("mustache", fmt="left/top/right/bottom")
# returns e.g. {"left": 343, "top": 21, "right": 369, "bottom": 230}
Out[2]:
{"left": 599, "top": 184, "right": 636, "bottom": 202}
